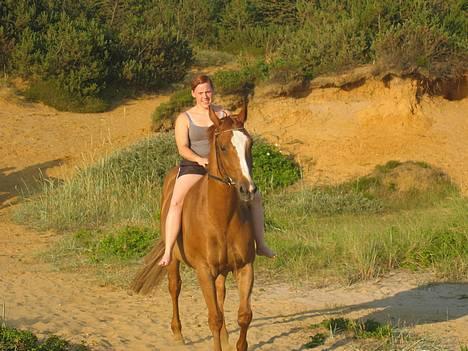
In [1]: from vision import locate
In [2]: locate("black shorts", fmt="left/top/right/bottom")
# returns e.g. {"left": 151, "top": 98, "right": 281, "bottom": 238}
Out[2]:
{"left": 177, "top": 159, "right": 207, "bottom": 178}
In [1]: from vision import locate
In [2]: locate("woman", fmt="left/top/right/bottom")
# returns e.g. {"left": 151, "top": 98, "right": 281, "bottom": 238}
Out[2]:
{"left": 159, "top": 74, "right": 275, "bottom": 266}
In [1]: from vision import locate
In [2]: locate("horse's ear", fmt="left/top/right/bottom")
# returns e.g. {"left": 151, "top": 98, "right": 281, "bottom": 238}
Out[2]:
{"left": 236, "top": 98, "right": 248, "bottom": 124}
{"left": 209, "top": 105, "right": 221, "bottom": 128}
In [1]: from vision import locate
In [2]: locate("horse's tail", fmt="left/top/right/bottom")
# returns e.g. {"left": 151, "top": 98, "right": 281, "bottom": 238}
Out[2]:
{"left": 130, "top": 240, "right": 166, "bottom": 295}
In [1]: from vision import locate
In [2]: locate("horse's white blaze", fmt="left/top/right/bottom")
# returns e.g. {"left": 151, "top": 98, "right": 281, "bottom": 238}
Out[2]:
{"left": 231, "top": 131, "right": 254, "bottom": 191}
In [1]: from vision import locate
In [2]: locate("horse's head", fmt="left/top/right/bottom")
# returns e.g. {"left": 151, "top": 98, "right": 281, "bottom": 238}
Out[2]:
{"left": 208, "top": 102, "right": 257, "bottom": 202}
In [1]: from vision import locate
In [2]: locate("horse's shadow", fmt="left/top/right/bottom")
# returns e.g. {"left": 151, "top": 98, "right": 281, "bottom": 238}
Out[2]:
{"left": 186, "top": 282, "right": 468, "bottom": 350}
{"left": 0, "top": 159, "right": 64, "bottom": 208}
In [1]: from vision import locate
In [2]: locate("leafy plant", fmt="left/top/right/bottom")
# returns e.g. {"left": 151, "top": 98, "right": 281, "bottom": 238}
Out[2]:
{"left": 252, "top": 138, "right": 301, "bottom": 192}
{"left": 0, "top": 325, "right": 89, "bottom": 351}
{"left": 152, "top": 89, "right": 193, "bottom": 131}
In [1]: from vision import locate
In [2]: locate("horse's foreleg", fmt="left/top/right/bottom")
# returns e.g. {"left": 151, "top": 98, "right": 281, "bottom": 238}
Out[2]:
{"left": 167, "top": 260, "right": 184, "bottom": 343}
{"left": 197, "top": 268, "right": 223, "bottom": 351}
{"left": 235, "top": 264, "right": 254, "bottom": 351}
{"left": 215, "top": 273, "right": 230, "bottom": 349}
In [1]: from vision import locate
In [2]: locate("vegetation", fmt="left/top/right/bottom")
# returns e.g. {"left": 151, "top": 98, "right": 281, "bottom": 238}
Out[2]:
{"left": 303, "top": 317, "right": 444, "bottom": 350}
{"left": 252, "top": 137, "right": 301, "bottom": 192}
{"left": 260, "top": 170, "right": 466, "bottom": 283}
{"left": 0, "top": 325, "right": 89, "bottom": 351}
{"left": 152, "top": 89, "right": 193, "bottom": 131}
{"left": 15, "top": 132, "right": 301, "bottom": 231}
{"left": 16, "top": 126, "right": 466, "bottom": 286}
{"left": 1, "top": 1, "right": 465, "bottom": 111}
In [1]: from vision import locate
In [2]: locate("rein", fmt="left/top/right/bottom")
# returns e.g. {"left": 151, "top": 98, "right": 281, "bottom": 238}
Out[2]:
{"left": 208, "top": 127, "right": 246, "bottom": 186}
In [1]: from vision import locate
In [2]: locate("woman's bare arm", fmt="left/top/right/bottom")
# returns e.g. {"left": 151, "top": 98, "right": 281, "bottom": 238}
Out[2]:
{"left": 174, "top": 114, "right": 208, "bottom": 166}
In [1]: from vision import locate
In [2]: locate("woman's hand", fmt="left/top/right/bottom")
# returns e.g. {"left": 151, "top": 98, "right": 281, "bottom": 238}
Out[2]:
{"left": 196, "top": 157, "right": 208, "bottom": 168}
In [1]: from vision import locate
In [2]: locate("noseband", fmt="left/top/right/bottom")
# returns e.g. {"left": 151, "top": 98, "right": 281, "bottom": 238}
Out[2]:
{"left": 208, "top": 127, "right": 247, "bottom": 186}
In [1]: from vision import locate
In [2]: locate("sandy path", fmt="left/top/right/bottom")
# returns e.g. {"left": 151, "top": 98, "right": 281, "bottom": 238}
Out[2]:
{"left": 1, "top": 214, "right": 467, "bottom": 350}
{"left": 0, "top": 85, "right": 467, "bottom": 350}
{"left": 0, "top": 90, "right": 167, "bottom": 207}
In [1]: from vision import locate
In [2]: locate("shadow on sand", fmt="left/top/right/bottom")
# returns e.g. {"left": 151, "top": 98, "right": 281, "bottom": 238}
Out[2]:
{"left": 0, "top": 159, "right": 64, "bottom": 209}
{"left": 185, "top": 282, "right": 468, "bottom": 350}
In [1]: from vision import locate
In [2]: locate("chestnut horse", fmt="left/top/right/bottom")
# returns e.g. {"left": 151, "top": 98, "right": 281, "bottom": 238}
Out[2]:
{"left": 131, "top": 103, "right": 256, "bottom": 351}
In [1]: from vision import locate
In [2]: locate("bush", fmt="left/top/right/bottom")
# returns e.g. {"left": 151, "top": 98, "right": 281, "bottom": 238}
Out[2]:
{"left": 0, "top": 325, "right": 89, "bottom": 351}
{"left": 252, "top": 138, "right": 301, "bottom": 192}
{"left": 40, "top": 15, "right": 111, "bottom": 97}
{"left": 25, "top": 79, "right": 109, "bottom": 113}
{"left": 74, "top": 226, "right": 158, "bottom": 263}
{"left": 152, "top": 89, "right": 193, "bottom": 131}
{"left": 119, "top": 25, "right": 192, "bottom": 89}
{"left": 344, "top": 161, "right": 459, "bottom": 209}
{"left": 374, "top": 21, "right": 466, "bottom": 80}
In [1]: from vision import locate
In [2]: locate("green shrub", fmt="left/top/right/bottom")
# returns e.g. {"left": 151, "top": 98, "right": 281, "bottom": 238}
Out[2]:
{"left": 316, "top": 318, "right": 393, "bottom": 339}
{"left": 374, "top": 20, "right": 466, "bottom": 80}
{"left": 40, "top": 15, "right": 111, "bottom": 97}
{"left": 0, "top": 325, "right": 89, "bottom": 351}
{"left": 252, "top": 138, "right": 301, "bottom": 192}
{"left": 152, "top": 89, "right": 193, "bottom": 131}
{"left": 0, "top": 326, "right": 37, "bottom": 351}
{"left": 344, "top": 161, "right": 459, "bottom": 210}
{"left": 25, "top": 79, "right": 109, "bottom": 113}
{"left": 212, "top": 62, "right": 269, "bottom": 95}
{"left": 75, "top": 226, "right": 158, "bottom": 263}
{"left": 212, "top": 69, "right": 254, "bottom": 95}
{"left": 119, "top": 25, "right": 192, "bottom": 89}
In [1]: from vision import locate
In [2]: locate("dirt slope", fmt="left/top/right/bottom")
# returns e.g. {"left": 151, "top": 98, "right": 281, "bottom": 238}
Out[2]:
{"left": 0, "top": 80, "right": 467, "bottom": 350}
{"left": 249, "top": 77, "right": 468, "bottom": 194}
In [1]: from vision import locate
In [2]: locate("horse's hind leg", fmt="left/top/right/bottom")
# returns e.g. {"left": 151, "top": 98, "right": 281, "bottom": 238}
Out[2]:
{"left": 167, "top": 260, "right": 184, "bottom": 343}
{"left": 235, "top": 264, "right": 254, "bottom": 351}
{"left": 215, "top": 273, "right": 230, "bottom": 349}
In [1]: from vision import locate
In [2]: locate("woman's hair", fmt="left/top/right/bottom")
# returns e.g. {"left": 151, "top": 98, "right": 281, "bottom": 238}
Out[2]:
{"left": 191, "top": 74, "right": 214, "bottom": 91}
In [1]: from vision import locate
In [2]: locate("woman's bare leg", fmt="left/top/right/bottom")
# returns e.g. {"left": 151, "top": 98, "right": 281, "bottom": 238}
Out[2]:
{"left": 251, "top": 192, "right": 275, "bottom": 258}
{"left": 159, "top": 174, "right": 203, "bottom": 266}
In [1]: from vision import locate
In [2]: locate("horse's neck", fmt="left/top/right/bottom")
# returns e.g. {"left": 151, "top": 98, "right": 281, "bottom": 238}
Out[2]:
{"left": 205, "top": 135, "right": 240, "bottom": 223}
{"left": 203, "top": 179, "right": 238, "bottom": 225}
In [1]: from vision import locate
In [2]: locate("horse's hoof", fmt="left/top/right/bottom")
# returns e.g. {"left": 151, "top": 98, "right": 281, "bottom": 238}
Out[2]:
{"left": 173, "top": 334, "right": 185, "bottom": 345}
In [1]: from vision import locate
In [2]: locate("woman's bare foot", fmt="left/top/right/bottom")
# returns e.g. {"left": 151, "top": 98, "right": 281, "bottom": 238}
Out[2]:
{"left": 158, "top": 252, "right": 172, "bottom": 266}
{"left": 256, "top": 245, "right": 276, "bottom": 258}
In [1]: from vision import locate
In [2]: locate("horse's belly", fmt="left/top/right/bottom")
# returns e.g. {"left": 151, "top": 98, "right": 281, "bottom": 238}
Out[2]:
{"left": 179, "top": 227, "right": 255, "bottom": 271}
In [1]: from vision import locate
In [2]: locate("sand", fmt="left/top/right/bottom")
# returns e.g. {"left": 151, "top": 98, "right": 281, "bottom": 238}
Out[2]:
{"left": 0, "top": 79, "right": 467, "bottom": 350}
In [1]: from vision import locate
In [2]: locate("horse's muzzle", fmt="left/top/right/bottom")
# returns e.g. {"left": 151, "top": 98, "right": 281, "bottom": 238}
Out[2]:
{"left": 238, "top": 182, "right": 257, "bottom": 202}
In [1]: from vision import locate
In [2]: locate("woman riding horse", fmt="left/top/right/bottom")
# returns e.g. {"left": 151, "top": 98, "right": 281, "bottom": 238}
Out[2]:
{"left": 158, "top": 74, "right": 274, "bottom": 266}
{"left": 131, "top": 77, "right": 272, "bottom": 350}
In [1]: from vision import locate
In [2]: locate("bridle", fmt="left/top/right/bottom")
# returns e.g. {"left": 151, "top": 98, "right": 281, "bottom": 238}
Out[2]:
{"left": 208, "top": 127, "right": 248, "bottom": 186}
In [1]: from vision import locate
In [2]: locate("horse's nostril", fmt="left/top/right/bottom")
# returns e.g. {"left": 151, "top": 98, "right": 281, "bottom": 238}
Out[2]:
{"left": 240, "top": 185, "right": 247, "bottom": 193}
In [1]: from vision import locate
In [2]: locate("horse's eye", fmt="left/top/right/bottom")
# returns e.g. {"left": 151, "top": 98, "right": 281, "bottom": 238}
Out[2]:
{"left": 220, "top": 145, "right": 227, "bottom": 152}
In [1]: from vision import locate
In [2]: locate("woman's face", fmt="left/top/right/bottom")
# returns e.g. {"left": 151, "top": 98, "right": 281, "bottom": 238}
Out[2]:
{"left": 192, "top": 82, "right": 213, "bottom": 109}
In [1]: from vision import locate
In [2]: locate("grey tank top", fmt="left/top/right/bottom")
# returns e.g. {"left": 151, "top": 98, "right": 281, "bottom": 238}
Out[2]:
{"left": 186, "top": 111, "right": 224, "bottom": 158}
